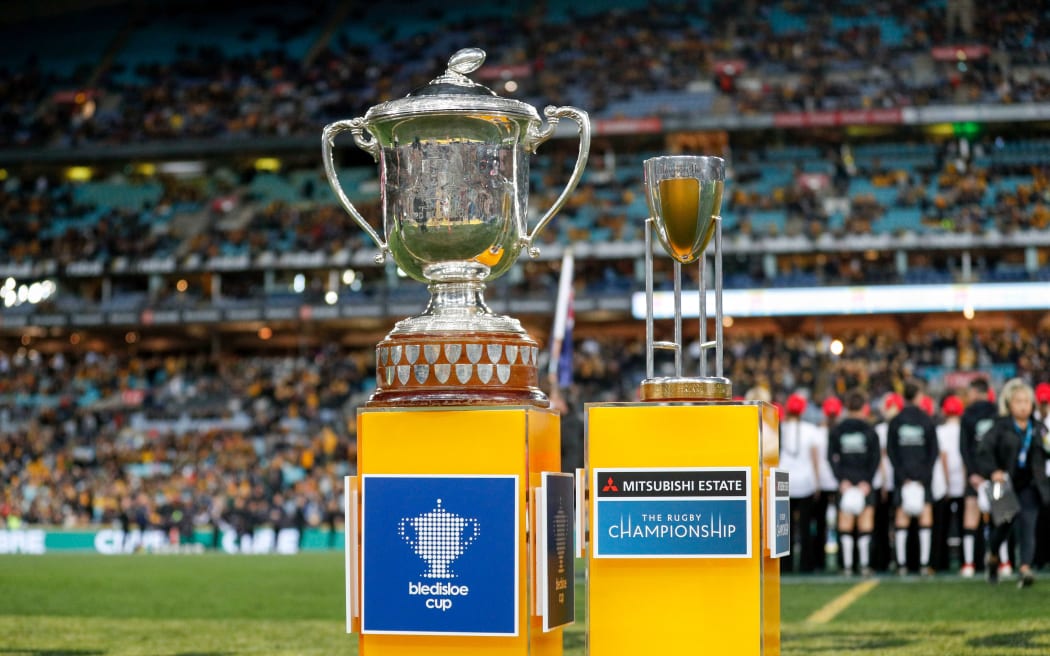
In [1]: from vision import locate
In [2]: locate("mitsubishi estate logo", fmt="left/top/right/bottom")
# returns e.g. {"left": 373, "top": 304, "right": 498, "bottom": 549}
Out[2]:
{"left": 398, "top": 498, "right": 480, "bottom": 579}
{"left": 602, "top": 477, "right": 619, "bottom": 492}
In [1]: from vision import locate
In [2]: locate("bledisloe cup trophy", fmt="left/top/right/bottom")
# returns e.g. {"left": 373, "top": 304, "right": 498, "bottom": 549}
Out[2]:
{"left": 640, "top": 155, "right": 732, "bottom": 401}
{"left": 323, "top": 48, "right": 590, "bottom": 407}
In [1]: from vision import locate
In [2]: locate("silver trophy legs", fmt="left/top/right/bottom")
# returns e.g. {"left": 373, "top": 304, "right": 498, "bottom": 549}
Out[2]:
{"left": 715, "top": 215, "right": 724, "bottom": 379}
{"left": 673, "top": 259, "right": 682, "bottom": 377}
{"left": 645, "top": 218, "right": 655, "bottom": 381}
{"left": 699, "top": 251, "right": 707, "bottom": 378}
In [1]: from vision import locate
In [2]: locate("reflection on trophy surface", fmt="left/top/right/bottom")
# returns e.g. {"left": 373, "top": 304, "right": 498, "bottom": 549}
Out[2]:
{"left": 640, "top": 156, "right": 732, "bottom": 402}
{"left": 322, "top": 48, "right": 590, "bottom": 407}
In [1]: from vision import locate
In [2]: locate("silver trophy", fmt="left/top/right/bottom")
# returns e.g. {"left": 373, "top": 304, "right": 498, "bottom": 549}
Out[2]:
{"left": 398, "top": 499, "right": 480, "bottom": 579}
{"left": 323, "top": 48, "right": 590, "bottom": 407}
{"left": 640, "top": 156, "right": 731, "bottom": 401}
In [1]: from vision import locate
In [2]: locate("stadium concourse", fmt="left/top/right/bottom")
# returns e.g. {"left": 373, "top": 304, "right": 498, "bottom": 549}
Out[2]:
{"left": 0, "top": 0, "right": 1049, "bottom": 575}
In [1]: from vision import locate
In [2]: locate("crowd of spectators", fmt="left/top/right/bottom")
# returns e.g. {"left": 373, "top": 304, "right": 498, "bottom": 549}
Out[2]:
{"left": 2, "top": 134, "right": 1050, "bottom": 270}
{"left": 3, "top": 134, "right": 1048, "bottom": 311}
{"left": 2, "top": 326, "right": 1048, "bottom": 534}
{"left": 567, "top": 326, "right": 1050, "bottom": 412}
{"left": 0, "top": 344, "right": 366, "bottom": 537}
{"left": 2, "top": 0, "right": 1049, "bottom": 149}
{"left": 2, "top": 1, "right": 1049, "bottom": 314}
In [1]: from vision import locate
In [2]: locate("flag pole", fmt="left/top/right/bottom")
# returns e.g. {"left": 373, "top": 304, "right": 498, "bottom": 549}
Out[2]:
{"left": 549, "top": 248, "right": 575, "bottom": 394}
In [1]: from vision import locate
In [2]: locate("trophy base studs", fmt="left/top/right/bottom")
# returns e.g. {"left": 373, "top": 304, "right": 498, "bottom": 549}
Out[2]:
{"left": 639, "top": 377, "right": 733, "bottom": 402}
{"left": 369, "top": 332, "right": 548, "bottom": 408}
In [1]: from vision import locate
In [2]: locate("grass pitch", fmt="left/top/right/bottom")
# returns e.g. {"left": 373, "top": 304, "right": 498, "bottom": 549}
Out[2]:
{"left": 2, "top": 554, "right": 1050, "bottom": 655}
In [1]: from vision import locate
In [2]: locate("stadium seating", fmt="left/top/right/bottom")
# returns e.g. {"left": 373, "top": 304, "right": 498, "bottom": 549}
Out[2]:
{"left": 3, "top": 0, "right": 1049, "bottom": 148}
{"left": 4, "top": 326, "right": 1048, "bottom": 531}
{"left": 3, "top": 3, "right": 1050, "bottom": 566}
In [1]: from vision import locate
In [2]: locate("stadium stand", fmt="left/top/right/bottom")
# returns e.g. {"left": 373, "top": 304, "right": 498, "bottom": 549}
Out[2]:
{"left": 1, "top": 1, "right": 1049, "bottom": 577}
{"left": 2, "top": 0, "right": 1049, "bottom": 147}
{"left": 3, "top": 328, "right": 1049, "bottom": 531}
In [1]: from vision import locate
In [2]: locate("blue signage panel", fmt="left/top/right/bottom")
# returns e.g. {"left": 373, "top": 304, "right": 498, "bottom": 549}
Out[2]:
{"left": 593, "top": 467, "right": 752, "bottom": 559}
{"left": 540, "top": 472, "right": 575, "bottom": 631}
{"left": 361, "top": 475, "right": 518, "bottom": 636}
{"left": 769, "top": 468, "right": 790, "bottom": 558}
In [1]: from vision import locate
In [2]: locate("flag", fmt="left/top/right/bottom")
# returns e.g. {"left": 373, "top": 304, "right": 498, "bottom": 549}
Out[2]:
{"left": 549, "top": 249, "right": 575, "bottom": 391}
{"left": 557, "top": 290, "right": 575, "bottom": 390}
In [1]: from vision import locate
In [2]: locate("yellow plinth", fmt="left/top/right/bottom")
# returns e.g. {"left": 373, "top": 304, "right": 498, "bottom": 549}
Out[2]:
{"left": 585, "top": 401, "right": 780, "bottom": 656}
{"left": 354, "top": 406, "right": 563, "bottom": 656}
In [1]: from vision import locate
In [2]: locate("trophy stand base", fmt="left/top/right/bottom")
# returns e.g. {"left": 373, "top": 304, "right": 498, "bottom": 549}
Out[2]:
{"left": 368, "top": 331, "right": 549, "bottom": 408}
{"left": 639, "top": 376, "right": 733, "bottom": 402}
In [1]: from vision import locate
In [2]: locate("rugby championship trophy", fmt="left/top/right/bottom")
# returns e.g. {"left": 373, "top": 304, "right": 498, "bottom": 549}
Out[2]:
{"left": 640, "top": 155, "right": 732, "bottom": 401}
{"left": 584, "top": 155, "right": 782, "bottom": 655}
{"left": 323, "top": 48, "right": 590, "bottom": 407}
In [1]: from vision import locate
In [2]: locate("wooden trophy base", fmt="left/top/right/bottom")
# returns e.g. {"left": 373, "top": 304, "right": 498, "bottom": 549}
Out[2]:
{"left": 367, "top": 332, "right": 549, "bottom": 408}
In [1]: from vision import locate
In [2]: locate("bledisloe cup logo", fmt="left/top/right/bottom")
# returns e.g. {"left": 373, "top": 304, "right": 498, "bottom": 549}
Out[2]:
{"left": 553, "top": 501, "right": 570, "bottom": 577}
{"left": 399, "top": 499, "right": 480, "bottom": 580}
{"left": 362, "top": 475, "right": 519, "bottom": 636}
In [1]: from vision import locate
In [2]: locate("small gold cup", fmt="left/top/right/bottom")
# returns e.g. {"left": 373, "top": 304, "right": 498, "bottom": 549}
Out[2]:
{"left": 640, "top": 156, "right": 730, "bottom": 402}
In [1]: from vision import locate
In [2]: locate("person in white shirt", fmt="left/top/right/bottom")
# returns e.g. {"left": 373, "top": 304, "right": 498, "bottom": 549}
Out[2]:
{"left": 813, "top": 396, "right": 843, "bottom": 572}
{"left": 932, "top": 395, "right": 966, "bottom": 571}
{"left": 1037, "top": 383, "right": 1050, "bottom": 430}
{"left": 780, "top": 393, "right": 822, "bottom": 573}
{"left": 1034, "top": 382, "right": 1050, "bottom": 569}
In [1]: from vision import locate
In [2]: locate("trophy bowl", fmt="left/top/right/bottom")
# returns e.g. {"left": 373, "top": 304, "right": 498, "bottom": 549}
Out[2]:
{"left": 643, "top": 156, "right": 724, "bottom": 264}
{"left": 323, "top": 48, "right": 590, "bottom": 407}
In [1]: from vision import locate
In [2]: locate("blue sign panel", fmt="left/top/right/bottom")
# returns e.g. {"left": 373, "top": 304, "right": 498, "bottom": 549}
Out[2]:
{"left": 593, "top": 468, "right": 752, "bottom": 559}
{"left": 361, "top": 475, "right": 518, "bottom": 636}
{"left": 769, "top": 469, "right": 790, "bottom": 558}
{"left": 539, "top": 472, "right": 575, "bottom": 631}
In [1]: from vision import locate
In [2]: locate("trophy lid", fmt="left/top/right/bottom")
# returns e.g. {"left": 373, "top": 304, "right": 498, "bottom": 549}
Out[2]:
{"left": 363, "top": 48, "right": 541, "bottom": 124}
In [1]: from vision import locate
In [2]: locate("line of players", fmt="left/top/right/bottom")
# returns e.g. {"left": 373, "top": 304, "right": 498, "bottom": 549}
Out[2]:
{"left": 780, "top": 377, "right": 1050, "bottom": 584}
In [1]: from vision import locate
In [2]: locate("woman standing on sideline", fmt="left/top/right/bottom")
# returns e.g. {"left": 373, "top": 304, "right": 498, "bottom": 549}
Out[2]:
{"left": 977, "top": 379, "right": 1050, "bottom": 587}
{"left": 780, "top": 393, "right": 821, "bottom": 573}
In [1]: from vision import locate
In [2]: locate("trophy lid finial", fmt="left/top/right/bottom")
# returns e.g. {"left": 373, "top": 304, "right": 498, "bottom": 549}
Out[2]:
{"left": 362, "top": 46, "right": 539, "bottom": 127}
{"left": 448, "top": 48, "right": 485, "bottom": 76}
{"left": 423, "top": 48, "right": 489, "bottom": 91}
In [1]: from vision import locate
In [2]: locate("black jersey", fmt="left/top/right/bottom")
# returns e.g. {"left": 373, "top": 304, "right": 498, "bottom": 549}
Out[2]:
{"left": 960, "top": 400, "right": 998, "bottom": 474}
{"left": 828, "top": 417, "right": 881, "bottom": 485}
{"left": 887, "top": 405, "right": 939, "bottom": 483}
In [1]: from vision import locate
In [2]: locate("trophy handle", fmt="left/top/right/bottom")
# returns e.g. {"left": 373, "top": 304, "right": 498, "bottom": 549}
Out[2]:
{"left": 322, "top": 118, "right": 388, "bottom": 264}
{"left": 461, "top": 518, "right": 480, "bottom": 549}
{"left": 398, "top": 518, "right": 416, "bottom": 548}
{"left": 522, "top": 105, "right": 591, "bottom": 258}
